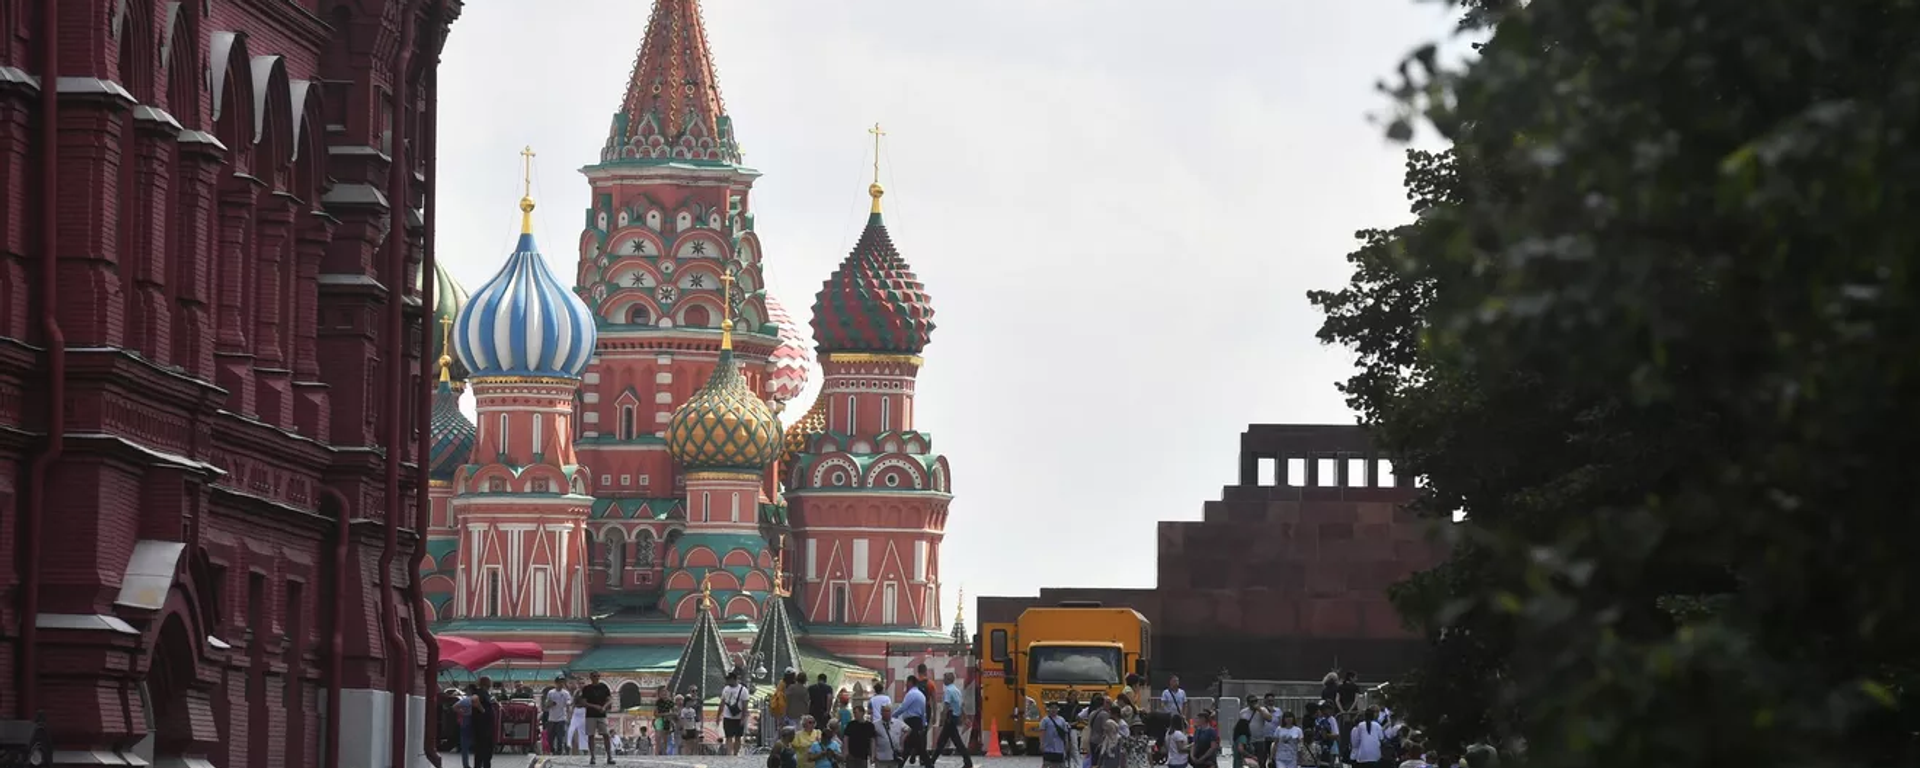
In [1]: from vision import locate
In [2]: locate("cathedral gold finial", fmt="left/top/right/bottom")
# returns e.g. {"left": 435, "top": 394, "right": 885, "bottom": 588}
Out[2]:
{"left": 700, "top": 571, "right": 716, "bottom": 611}
{"left": 719, "top": 267, "right": 736, "bottom": 351}
{"left": 519, "top": 145, "right": 537, "bottom": 234}
{"left": 868, "top": 123, "right": 887, "bottom": 214}
{"left": 773, "top": 534, "right": 790, "bottom": 597}
{"left": 438, "top": 315, "right": 454, "bottom": 384}
{"left": 956, "top": 586, "right": 965, "bottom": 623}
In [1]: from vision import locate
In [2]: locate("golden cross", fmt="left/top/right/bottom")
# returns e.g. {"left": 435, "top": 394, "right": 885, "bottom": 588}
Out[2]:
{"left": 520, "top": 145, "right": 536, "bottom": 198}
{"left": 718, "top": 267, "right": 736, "bottom": 349}
{"left": 868, "top": 123, "right": 886, "bottom": 185}
{"left": 438, "top": 315, "right": 454, "bottom": 383}
{"left": 700, "top": 571, "right": 716, "bottom": 610}
{"left": 772, "top": 534, "right": 789, "bottom": 597}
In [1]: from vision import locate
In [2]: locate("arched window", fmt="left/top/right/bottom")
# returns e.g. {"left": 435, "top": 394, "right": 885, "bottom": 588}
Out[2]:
{"left": 633, "top": 529, "right": 655, "bottom": 567}
{"left": 881, "top": 397, "right": 892, "bottom": 433}
{"left": 683, "top": 305, "right": 711, "bottom": 328}
{"left": 620, "top": 405, "right": 636, "bottom": 441}
{"left": 846, "top": 395, "right": 858, "bottom": 435}
{"left": 619, "top": 682, "right": 646, "bottom": 710}
{"left": 605, "top": 528, "right": 627, "bottom": 588}
{"left": 626, "top": 305, "right": 650, "bottom": 326}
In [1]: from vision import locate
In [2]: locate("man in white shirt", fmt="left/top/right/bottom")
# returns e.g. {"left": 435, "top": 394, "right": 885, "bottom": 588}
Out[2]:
{"left": 869, "top": 676, "right": 894, "bottom": 723}
{"left": 545, "top": 676, "right": 573, "bottom": 755}
{"left": 1159, "top": 676, "right": 1189, "bottom": 719}
{"left": 721, "top": 671, "right": 751, "bottom": 755}
{"left": 876, "top": 705, "right": 909, "bottom": 768}
{"left": 1348, "top": 707, "right": 1385, "bottom": 768}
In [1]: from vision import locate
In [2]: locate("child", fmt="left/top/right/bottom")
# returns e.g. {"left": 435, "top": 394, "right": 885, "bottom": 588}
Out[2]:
{"left": 634, "top": 726, "right": 655, "bottom": 756}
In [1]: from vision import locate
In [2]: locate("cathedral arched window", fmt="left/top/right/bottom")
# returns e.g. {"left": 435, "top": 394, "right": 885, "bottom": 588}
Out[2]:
{"left": 633, "top": 529, "right": 655, "bottom": 568}
{"left": 683, "top": 305, "right": 711, "bottom": 328}
{"left": 605, "top": 528, "right": 627, "bottom": 588}
{"left": 620, "top": 406, "right": 636, "bottom": 441}
{"left": 627, "top": 306, "right": 650, "bottom": 326}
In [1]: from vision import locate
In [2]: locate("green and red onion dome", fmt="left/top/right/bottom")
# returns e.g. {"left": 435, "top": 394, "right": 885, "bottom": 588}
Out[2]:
{"left": 810, "top": 186, "right": 936, "bottom": 355}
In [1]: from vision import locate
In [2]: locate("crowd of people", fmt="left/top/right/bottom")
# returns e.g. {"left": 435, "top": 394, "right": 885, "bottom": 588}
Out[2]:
{"left": 762, "top": 668, "right": 974, "bottom": 768}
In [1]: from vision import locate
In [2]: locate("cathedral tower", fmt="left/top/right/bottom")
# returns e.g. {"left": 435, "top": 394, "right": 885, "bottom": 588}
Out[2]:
{"left": 784, "top": 163, "right": 955, "bottom": 656}
{"left": 449, "top": 151, "right": 600, "bottom": 622}
{"left": 571, "top": 0, "right": 813, "bottom": 610}
{"left": 663, "top": 269, "right": 785, "bottom": 620}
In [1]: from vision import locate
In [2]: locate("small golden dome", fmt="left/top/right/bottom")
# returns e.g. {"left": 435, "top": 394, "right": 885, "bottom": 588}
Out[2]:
{"left": 667, "top": 349, "right": 783, "bottom": 472}
{"left": 781, "top": 396, "right": 828, "bottom": 466}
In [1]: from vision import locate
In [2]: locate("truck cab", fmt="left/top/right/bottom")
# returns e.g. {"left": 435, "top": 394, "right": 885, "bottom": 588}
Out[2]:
{"left": 975, "top": 603, "right": 1150, "bottom": 754}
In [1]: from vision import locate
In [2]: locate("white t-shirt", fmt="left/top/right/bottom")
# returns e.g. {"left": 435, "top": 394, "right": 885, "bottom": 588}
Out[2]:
{"left": 721, "top": 683, "right": 749, "bottom": 721}
{"left": 547, "top": 688, "right": 573, "bottom": 723}
{"left": 1165, "top": 729, "right": 1190, "bottom": 766}
{"left": 680, "top": 705, "right": 700, "bottom": 736}
{"left": 869, "top": 692, "right": 893, "bottom": 722}
{"left": 1160, "top": 688, "right": 1187, "bottom": 715}
{"left": 1350, "top": 721, "right": 1384, "bottom": 763}
{"left": 1273, "top": 725, "right": 1304, "bottom": 768}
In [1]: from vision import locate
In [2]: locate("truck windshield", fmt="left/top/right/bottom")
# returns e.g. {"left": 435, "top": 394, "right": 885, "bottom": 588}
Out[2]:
{"left": 1027, "top": 646, "right": 1122, "bottom": 685}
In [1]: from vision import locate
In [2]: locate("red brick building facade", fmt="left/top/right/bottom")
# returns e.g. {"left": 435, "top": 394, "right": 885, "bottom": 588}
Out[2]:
{"left": 0, "top": 1, "right": 460, "bottom": 765}
{"left": 981, "top": 424, "right": 1446, "bottom": 686}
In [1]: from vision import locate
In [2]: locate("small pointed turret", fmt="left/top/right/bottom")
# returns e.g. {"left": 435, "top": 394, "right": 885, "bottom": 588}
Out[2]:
{"left": 668, "top": 574, "right": 732, "bottom": 701}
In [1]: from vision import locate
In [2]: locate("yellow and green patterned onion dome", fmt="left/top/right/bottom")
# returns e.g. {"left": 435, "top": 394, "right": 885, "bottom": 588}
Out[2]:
{"left": 781, "top": 396, "right": 827, "bottom": 466}
{"left": 430, "top": 261, "right": 472, "bottom": 385}
{"left": 667, "top": 348, "right": 784, "bottom": 472}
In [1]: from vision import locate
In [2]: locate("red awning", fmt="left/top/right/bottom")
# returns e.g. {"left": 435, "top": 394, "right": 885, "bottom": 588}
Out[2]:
{"left": 437, "top": 635, "right": 545, "bottom": 671}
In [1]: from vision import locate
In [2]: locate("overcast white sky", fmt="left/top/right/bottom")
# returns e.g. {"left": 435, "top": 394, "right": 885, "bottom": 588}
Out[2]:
{"left": 435, "top": 0, "right": 1466, "bottom": 626}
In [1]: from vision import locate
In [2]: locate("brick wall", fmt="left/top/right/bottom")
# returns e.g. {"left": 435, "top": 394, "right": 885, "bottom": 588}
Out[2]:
{"left": 981, "top": 425, "right": 1447, "bottom": 685}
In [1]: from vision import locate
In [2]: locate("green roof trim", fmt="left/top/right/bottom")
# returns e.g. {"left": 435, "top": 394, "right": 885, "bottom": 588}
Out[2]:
{"left": 796, "top": 644, "right": 879, "bottom": 692}
{"left": 590, "top": 497, "right": 683, "bottom": 520}
{"left": 572, "top": 644, "right": 684, "bottom": 674}
{"left": 799, "top": 625, "right": 959, "bottom": 641}
{"left": 434, "top": 618, "right": 598, "bottom": 634}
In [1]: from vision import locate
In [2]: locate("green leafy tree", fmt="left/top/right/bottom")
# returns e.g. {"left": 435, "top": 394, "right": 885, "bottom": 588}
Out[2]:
{"left": 1313, "top": 1, "right": 1920, "bottom": 765}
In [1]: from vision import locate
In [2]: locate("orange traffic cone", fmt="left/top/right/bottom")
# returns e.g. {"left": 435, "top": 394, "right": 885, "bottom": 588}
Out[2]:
{"left": 986, "top": 720, "right": 1002, "bottom": 757}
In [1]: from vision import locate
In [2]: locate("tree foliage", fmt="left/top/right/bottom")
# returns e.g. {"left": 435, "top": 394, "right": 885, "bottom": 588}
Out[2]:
{"left": 1311, "top": 1, "right": 1920, "bottom": 765}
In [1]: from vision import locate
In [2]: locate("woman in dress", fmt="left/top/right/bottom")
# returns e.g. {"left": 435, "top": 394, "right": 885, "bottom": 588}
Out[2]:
{"left": 568, "top": 684, "right": 590, "bottom": 754}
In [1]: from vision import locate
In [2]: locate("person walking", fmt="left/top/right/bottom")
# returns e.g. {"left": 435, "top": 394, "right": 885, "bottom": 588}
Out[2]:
{"left": 452, "top": 689, "right": 475, "bottom": 768}
{"left": 722, "top": 671, "right": 752, "bottom": 755}
{"left": 470, "top": 679, "right": 499, "bottom": 768}
{"left": 809, "top": 674, "right": 836, "bottom": 728}
{"left": 929, "top": 672, "right": 973, "bottom": 768}
{"left": 877, "top": 705, "right": 908, "bottom": 768}
{"left": 545, "top": 676, "right": 572, "bottom": 755}
{"left": 579, "top": 670, "right": 616, "bottom": 764}
{"left": 895, "top": 675, "right": 930, "bottom": 768}
{"left": 681, "top": 691, "right": 705, "bottom": 756}
{"left": 569, "top": 682, "right": 591, "bottom": 754}
{"left": 788, "top": 673, "right": 812, "bottom": 730}
{"left": 845, "top": 704, "right": 878, "bottom": 768}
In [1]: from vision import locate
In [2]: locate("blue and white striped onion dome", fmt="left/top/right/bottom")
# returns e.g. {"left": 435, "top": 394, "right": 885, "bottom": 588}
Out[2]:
{"left": 452, "top": 232, "right": 598, "bottom": 379}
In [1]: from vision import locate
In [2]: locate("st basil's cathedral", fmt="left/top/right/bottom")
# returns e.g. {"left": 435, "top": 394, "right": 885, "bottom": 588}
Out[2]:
{"left": 420, "top": 0, "right": 958, "bottom": 691}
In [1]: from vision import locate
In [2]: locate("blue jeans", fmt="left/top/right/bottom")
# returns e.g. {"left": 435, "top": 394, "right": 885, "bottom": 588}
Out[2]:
{"left": 459, "top": 720, "right": 473, "bottom": 767}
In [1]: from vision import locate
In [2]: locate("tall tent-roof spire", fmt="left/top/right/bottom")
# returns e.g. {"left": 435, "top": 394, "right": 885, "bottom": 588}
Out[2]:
{"left": 602, "top": 0, "right": 742, "bottom": 166}
{"left": 668, "top": 574, "right": 732, "bottom": 701}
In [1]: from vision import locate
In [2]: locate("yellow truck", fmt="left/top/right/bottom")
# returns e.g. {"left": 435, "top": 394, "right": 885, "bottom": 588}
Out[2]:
{"left": 975, "top": 602, "right": 1151, "bottom": 754}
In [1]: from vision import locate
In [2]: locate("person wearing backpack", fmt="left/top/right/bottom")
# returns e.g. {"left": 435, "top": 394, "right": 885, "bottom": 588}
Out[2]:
{"left": 722, "top": 671, "right": 752, "bottom": 755}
